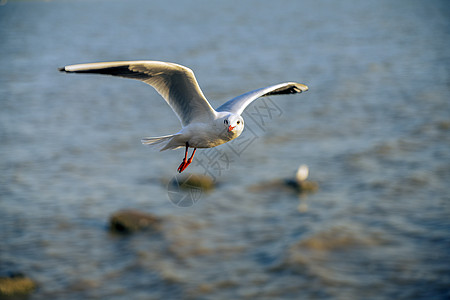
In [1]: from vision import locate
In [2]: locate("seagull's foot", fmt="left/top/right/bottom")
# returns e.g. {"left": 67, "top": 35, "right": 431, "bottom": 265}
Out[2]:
{"left": 177, "top": 159, "right": 187, "bottom": 173}
{"left": 177, "top": 146, "right": 196, "bottom": 173}
{"left": 177, "top": 158, "right": 194, "bottom": 173}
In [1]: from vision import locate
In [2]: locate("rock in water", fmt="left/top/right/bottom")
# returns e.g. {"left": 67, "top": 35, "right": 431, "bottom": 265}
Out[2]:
{"left": 171, "top": 174, "right": 215, "bottom": 192}
{"left": 249, "top": 179, "right": 319, "bottom": 195}
{"left": 0, "top": 273, "right": 36, "bottom": 298}
{"left": 109, "top": 209, "right": 161, "bottom": 233}
{"left": 284, "top": 178, "right": 319, "bottom": 194}
{"left": 248, "top": 164, "right": 318, "bottom": 195}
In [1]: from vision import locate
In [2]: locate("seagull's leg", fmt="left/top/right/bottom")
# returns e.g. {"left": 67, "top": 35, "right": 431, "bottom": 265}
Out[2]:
{"left": 186, "top": 148, "right": 197, "bottom": 165}
{"left": 177, "top": 142, "right": 189, "bottom": 173}
{"left": 178, "top": 144, "right": 197, "bottom": 173}
{"left": 179, "top": 148, "right": 196, "bottom": 173}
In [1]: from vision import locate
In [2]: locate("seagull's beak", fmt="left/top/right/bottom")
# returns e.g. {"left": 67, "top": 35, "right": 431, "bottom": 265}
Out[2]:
{"left": 228, "top": 125, "right": 235, "bottom": 132}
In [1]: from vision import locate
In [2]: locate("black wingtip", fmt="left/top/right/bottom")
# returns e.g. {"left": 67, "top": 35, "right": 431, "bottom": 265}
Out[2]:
{"left": 58, "top": 67, "right": 66, "bottom": 72}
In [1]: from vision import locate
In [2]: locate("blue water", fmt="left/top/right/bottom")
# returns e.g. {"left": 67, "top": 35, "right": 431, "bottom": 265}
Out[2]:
{"left": 1, "top": 0, "right": 449, "bottom": 299}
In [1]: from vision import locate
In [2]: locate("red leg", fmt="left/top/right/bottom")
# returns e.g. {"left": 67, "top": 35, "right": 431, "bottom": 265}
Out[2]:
{"left": 177, "top": 143, "right": 189, "bottom": 173}
{"left": 187, "top": 148, "right": 196, "bottom": 164}
{"left": 177, "top": 144, "right": 197, "bottom": 173}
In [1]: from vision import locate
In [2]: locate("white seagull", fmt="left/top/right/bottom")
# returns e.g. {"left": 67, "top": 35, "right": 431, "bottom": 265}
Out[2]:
{"left": 59, "top": 61, "right": 308, "bottom": 173}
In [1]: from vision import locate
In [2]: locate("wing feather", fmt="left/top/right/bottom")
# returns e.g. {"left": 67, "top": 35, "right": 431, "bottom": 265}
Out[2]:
{"left": 216, "top": 82, "right": 308, "bottom": 115}
{"left": 60, "top": 61, "right": 216, "bottom": 126}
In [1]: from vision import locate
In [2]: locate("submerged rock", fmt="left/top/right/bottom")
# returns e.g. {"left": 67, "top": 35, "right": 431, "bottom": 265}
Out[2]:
{"left": 166, "top": 174, "right": 215, "bottom": 207}
{"left": 249, "top": 179, "right": 318, "bottom": 194}
{"left": 249, "top": 164, "right": 318, "bottom": 195}
{"left": 290, "top": 227, "right": 386, "bottom": 252}
{"left": 283, "top": 178, "right": 319, "bottom": 194}
{"left": 275, "top": 225, "right": 389, "bottom": 281}
{"left": 109, "top": 209, "right": 161, "bottom": 233}
{"left": 0, "top": 273, "right": 36, "bottom": 298}
{"left": 169, "top": 174, "right": 215, "bottom": 192}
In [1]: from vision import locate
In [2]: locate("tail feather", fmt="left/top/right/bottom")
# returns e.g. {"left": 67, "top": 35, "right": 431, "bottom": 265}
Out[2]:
{"left": 141, "top": 134, "right": 180, "bottom": 151}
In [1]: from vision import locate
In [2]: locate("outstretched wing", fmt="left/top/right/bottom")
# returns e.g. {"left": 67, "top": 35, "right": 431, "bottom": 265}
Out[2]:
{"left": 216, "top": 82, "right": 308, "bottom": 115}
{"left": 59, "top": 61, "right": 216, "bottom": 126}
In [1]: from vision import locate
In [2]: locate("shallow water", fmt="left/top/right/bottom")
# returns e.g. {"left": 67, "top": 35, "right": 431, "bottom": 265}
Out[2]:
{"left": 1, "top": 0, "right": 449, "bottom": 299}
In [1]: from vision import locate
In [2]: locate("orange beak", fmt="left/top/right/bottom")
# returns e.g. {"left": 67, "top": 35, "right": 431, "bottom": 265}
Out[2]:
{"left": 228, "top": 125, "right": 235, "bottom": 132}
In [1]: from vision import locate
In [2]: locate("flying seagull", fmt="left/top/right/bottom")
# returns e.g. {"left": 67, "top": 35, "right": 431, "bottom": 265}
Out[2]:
{"left": 59, "top": 61, "right": 308, "bottom": 173}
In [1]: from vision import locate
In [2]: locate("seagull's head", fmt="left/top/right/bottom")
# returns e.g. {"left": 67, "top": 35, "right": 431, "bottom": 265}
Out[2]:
{"left": 223, "top": 114, "right": 244, "bottom": 134}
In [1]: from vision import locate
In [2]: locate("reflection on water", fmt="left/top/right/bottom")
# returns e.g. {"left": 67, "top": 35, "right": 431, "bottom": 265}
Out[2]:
{"left": 1, "top": 0, "right": 449, "bottom": 299}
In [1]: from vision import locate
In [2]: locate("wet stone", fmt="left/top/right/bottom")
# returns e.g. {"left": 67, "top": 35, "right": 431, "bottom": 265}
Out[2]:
{"left": 0, "top": 272, "right": 36, "bottom": 298}
{"left": 284, "top": 179, "right": 319, "bottom": 194}
{"left": 249, "top": 179, "right": 319, "bottom": 195}
{"left": 109, "top": 209, "right": 161, "bottom": 233}
{"left": 166, "top": 174, "right": 215, "bottom": 207}
{"left": 172, "top": 174, "right": 215, "bottom": 192}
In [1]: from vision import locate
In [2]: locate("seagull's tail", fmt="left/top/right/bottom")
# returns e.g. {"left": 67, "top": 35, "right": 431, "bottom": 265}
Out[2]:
{"left": 141, "top": 134, "right": 181, "bottom": 151}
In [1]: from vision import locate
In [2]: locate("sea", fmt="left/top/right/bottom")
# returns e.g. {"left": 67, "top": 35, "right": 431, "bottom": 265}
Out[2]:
{"left": 1, "top": 0, "right": 449, "bottom": 299}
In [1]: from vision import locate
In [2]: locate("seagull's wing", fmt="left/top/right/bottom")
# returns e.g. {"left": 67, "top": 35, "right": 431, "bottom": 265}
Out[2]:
{"left": 216, "top": 82, "right": 308, "bottom": 115}
{"left": 59, "top": 61, "right": 216, "bottom": 126}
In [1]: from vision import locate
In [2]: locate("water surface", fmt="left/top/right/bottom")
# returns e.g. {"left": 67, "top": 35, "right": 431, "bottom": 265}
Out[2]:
{"left": 1, "top": 0, "right": 449, "bottom": 299}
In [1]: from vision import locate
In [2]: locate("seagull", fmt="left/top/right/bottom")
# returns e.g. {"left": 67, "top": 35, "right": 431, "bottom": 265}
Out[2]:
{"left": 59, "top": 61, "right": 308, "bottom": 173}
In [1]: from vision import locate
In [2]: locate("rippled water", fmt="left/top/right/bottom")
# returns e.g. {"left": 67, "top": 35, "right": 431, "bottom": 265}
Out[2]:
{"left": 1, "top": 0, "right": 449, "bottom": 299}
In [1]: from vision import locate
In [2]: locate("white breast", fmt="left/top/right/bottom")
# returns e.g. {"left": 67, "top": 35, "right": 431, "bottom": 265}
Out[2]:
{"left": 181, "top": 122, "right": 242, "bottom": 148}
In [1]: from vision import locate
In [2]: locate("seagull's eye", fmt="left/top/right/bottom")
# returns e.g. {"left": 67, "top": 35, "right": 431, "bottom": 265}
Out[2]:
{"left": 237, "top": 121, "right": 240, "bottom": 125}
{"left": 224, "top": 120, "right": 228, "bottom": 125}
